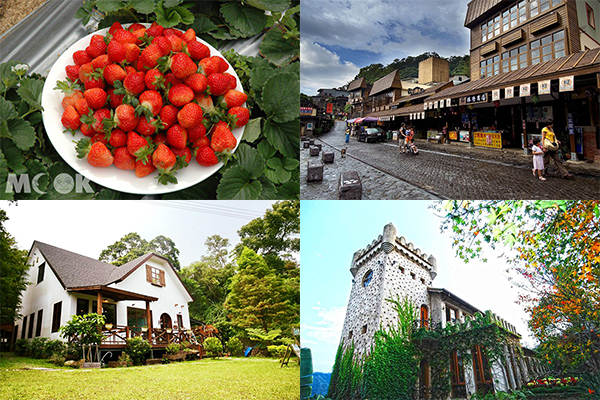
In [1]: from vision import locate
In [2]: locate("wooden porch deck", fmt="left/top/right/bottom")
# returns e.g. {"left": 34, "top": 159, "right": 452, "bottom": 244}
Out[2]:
{"left": 96, "top": 325, "right": 217, "bottom": 350}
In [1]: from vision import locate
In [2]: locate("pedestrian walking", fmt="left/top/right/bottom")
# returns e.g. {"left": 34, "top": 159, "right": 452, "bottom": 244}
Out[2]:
{"left": 398, "top": 123, "right": 407, "bottom": 153}
{"left": 541, "top": 120, "right": 573, "bottom": 179}
{"left": 345, "top": 128, "right": 350, "bottom": 143}
{"left": 531, "top": 137, "right": 546, "bottom": 181}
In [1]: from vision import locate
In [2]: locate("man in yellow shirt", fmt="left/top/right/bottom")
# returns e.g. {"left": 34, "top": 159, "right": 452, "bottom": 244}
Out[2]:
{"left": 541, "top": 121, "right": 573, "bottom": 179}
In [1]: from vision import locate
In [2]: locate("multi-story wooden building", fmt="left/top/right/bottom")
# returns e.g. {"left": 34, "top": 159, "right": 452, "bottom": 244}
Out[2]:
{"left": 346, "top": 77, "right": 371, "bottom": 118}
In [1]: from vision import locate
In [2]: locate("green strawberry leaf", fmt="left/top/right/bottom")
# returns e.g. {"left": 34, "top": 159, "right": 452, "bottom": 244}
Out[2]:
{"left": 277, "top": 181, "right": 299, "bottom": 199}
{"left": 155, "top": 1, "right": 182, "bottom": 28}
{"left": 0, "top": 150, "right": 10, "bottom": 200}
{"left": 191, "top": 16, "right": 218, "bottom": 33}
{"left": 220, "top": 2, "right": 266, "bottom": 38}
{"left": 283, "top": 158, "right": 299, "bottom": 171}
{"left": 0, "top": 97, "right": 18, "bottom": 121}
{"left": 246, "top": 0, "right": 290, "bottom": 12}
{"left": 41, "top": 162, "right": 95, "bottom": 200}
{"left": 264, "top": 167, "right": 279, "bottom": 183}
{"left": 267, "top": 157, "right": 282, "bottom": 169}
{"left": 0, "top": 61, "right": 22, "bottom": 94}
{"left": 249, "top": 66, "right": 274, "bottom": 95}
{"left": 163, "top": 0, "right": 183, "bottom": 7}
{"left": 5, "top": 118, "right": 36, "bottom": 151}
{"left": 130, "top": 0, "right": 155, "bottom": 14}
{"left": 259, "top": 26, "right": 299, "bottom": 67}
{"left": 257, "top": 140, "right": 276, "bottom": 160}
{"left": 243, "top": 117, "right": 262, "bottom": 143}
{"left": 234, "top": 143, "right": 264, "bottom": 179}
{"left": 263, "top": 119, "right": 298, "bottom": 159}
{"left": 216, "top": 165, "right": 262, "bottom": 200}
{"left": 0, "top": 140, "right": 27, "bottom": 175}
{"left": 17, "top": 78, "right": 44, "bottom": 111}
{"left": 257, "top": 177, "right": 278, "bottom": 199}
{"left": 173, "top": 6, "right": 194, "bottom": 25}
{"left": 95, "top": 0, "right": 125, "bottom": 13}
{"left": 262, "top": 73, "right": 298, "bottom": 123}
{"left": 16, "top": 159, "right": 49, "bottom": 200}
{"left": 162, "top": 175, "right": 219, "bottom": 200}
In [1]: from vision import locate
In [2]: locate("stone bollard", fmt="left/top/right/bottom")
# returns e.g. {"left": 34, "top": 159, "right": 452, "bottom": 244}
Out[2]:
{"left": 338, "top": 171, "right": 362, "bottom": 200}
{"left": 306, "top": 160, "right": 324, "bottom": 182}
{"left": 322, "top": 151, "right": 334, "bottom": 163}
{"left": 314, "top": 143, "right": 322, "bottom": 151}
{"left": 303, "top": 141, "right": 310, "bottom": 148}
{"left": 309, "top": 146, "right": 320, "bottom": 156}
{"left": 309, "top": 139, "right": 315, "bottom": 145}
{"left": 301, "top": 136, "right": 309, "bottom": 141}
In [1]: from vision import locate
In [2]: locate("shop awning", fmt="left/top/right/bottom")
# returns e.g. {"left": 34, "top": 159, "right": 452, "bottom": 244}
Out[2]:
{"left": 354, "top": 117, "right": 365, "bottom": 123}
{"left": 363, "top": 116, "right": 379, "bottom": 122}
{"left": 346, "top": 118, "right": 357, "bottom": 123}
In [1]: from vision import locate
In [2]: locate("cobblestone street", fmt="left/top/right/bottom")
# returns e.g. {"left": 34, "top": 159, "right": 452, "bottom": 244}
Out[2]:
{"left": 301, "top": 121, "right": 599, "bottom": 200}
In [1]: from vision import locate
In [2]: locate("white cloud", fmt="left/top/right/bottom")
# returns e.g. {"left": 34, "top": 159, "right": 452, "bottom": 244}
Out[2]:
{"left": 300, "top": 40, "right": 360, "bottom": 95}
{"left": 301, "top": 305, "right": 347, "bottom": 346}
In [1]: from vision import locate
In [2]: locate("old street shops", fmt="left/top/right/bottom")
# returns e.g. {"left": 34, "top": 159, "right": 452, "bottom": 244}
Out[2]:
{"left": 367, "top": 48, "right": 600, "bottom": 160}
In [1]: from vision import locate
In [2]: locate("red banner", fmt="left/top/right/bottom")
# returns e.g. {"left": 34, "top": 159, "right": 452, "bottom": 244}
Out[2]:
{"left": 326, "top": 103, "right": 333, "bottom": 114}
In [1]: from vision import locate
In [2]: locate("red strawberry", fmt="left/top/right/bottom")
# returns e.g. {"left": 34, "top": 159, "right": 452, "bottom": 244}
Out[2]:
{"left": 177, "top": 103, "right": 203, "bottom": 129}
{"left": 152, "top": 144, "right": 176, "bottom": 171}
{"left": 73, "top": 50, "right": 92, "bottom": 66}
{"left": 183, "top": 73, "right": 207, "bottom": 93}
{"left": 152, "top": 36, "right": 172, "bottom": 56}
{"left": 145, "top": 69, "right": 165, "bottom": 90}
{"left": 195, "top": 146, "right": 219, "bottom": 166}
{"left": 123, "top": 43, "right": 140, "bottom": 63}
{"left": 207, "top": 73, "right": 229, "bottom": 96}
{"left": 114, "top": 104, "right": 140, "bottom": 132}
{"left": 108, "top": 21, "right": 123, "bottom": 35}
{"left": 166, "top": 124, "right": 188, "bottom": 149}
{"left": 91, "top": 132, "right": 108, "bottom": 145}
{"left": 159, "top": 105, "right": 179, "bottom": 130}
{"left": 171, "top": 146, "right": 192, "bottom": 164}
{"left": 139, "top": 44, "right": 162, "bottom": 70}
{"left": 165, "top": 34, "right": 183, "bottom": 52}
{"left": 78, "top": 63, "right": 94, "bottom": 84}
{"left": 192, "top": 136, "right": 210, "bottom": 149}
{"left": 219, "top": 89, "right": 247, "bottom": 108}
{"left": 128, "top": 23, "right": 146, "bottom": 32}
{"left": 210, "top": 121, "right": 237, "bottom": 153}
{"left": 146, "top": 22, "right": 164, "bottom": 38}
{"left": 164, "top": 72, "right": 183, "bottom": 87}
{"left": 61, "top": 105, "right": 81, "bottom": 132}
{"left": 92, "top": 54, "right": 110, "bottom": 70}
{"left": 228, "top": 106, "right": 250, "bottom": 128}
{"left": 194, "top": 93, "right": 215, "bottom": 114}
{"left": 127, "top": 131, "right": 153, "bottom": 162}
{"left": 57, "top": 82, "right": 83, "bottom": 109}
{"left": 108, "top": 129, "right": 127, "bottom": 148}
{"left": 74, "top": 98, "right": 90, "bottom": 116}
{"left": 199, "top": 56, "right": 228, "bottom": 76}
{"left": 188, "top": 122, "right": 207, "bottom": 142}
{"left": 123, "top": 71, "right": 146, "bottom": 95}
{"left": 137, "top": 90, "right": 163, "bottom": 117}
{"left": 124, "top": 66, "right": 137, "bottom": 75}
{"left": 114, "top": 147, "right": 135, "bottom": 170}
{"left": 65, "top": 65, "right": 80, "bottom": 81}
{"left": 135, "top": 159, "right": 156, "bottom": 177}
{"left": 187, "top": 41, "right": 210, "bottom": 61}
{"left": 86, "top": 35, "right": 107, "bottom": 58}
{"left": 168, "top": 84, "right": 194, "bottom": 107}
{"left": 81, "top": 123, "right": 96, "bottom": 137}
{"left": 170, "top": 53, "right": 197, "bottom": 79}
{"left": 182, "top": 28, "right": 196, "bottom": 43}
{"left": 112, "top": 29, "right": 137, "bottom": 44}
{"left": 83, "top": 75, "right": 105, "bottom": 91}
{"left": 107, "top": 40, "right": 126, "bottom": 63}
{"left": 77, "top": 139, "right": 114, "bottom": 167}
{"left": 103, "top": 64, "right": 126, "bottom": 86}
{"left": 87, "top": 108, "right": 111, "bottom": 133}
{"left": 154, "top": 133, "right": 167, "bottom": 145}
{"left": 84, "top": 88, "right": 107, "bottom": 110}
{"left": 223, "top": 72, "right": 237, "bottom": 91}
{"left": 107, "top": 88, "right": 124, "bottom": 109}
{"left": 136, "top": 117, "right": 160, "bottom": 136}
{"left": 163, "top": 28, "right": 183, "bottom": 37}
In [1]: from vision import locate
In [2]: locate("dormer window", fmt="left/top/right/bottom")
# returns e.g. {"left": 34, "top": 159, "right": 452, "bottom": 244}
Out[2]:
{"left": 146, "top": 265, "right": 165, "bottom": 287}
{"left": 37, "top": 262, "right": 45, "bottom": 284}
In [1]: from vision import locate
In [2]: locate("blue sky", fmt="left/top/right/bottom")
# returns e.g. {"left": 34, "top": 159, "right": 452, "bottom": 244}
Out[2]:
{"left": 300, "top": 200, "right": 535, "bottom": 373}
{"left": 300, "top": 0, "right": 472, "bottom": 95}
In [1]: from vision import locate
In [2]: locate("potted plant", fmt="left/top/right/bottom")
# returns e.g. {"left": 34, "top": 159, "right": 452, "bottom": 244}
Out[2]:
{"left": 105, "top": 323, "right": 113, "bottom": 330}
{"left": 165, "top": 343, "right": 185, "bottom": 361}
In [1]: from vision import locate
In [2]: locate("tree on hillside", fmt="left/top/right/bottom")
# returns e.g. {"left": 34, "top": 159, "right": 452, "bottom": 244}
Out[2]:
{"left": 224, "top": 247, "right": 298, "bottom": 334}
{"left": 436, "top": 200, "right": 600, "bottom": 373}
{"left": 0, "top": 209, "right": 30, "bottom": 324}
{"left": 99, "top": 232, "right": 181, "bottom": 270}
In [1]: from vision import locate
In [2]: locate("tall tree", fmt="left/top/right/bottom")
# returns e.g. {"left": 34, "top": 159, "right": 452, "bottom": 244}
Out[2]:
{"left": 99, "top": 232, "right": 181, "bottom": 270}
{"left": 0, "top": 209, "right": 29, "bottom": 324}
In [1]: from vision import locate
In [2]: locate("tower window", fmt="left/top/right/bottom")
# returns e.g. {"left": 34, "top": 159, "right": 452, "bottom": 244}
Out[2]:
{"left": 421, "top": 278, "right": 426, "bottom": 285}
{"left": 348, "top": 331, "right": 353, "bottom": 340}
{"left": 363, "top": 270, "right": 373, "bottom": 287}
{"left": 361, "top": 325, "right": 367, "bottom": 334}
{"left": 411, "top": 272, "right": 416, "bottom": 280}
{"left": 399, "top": 266, "right": 405, "bottom": 274}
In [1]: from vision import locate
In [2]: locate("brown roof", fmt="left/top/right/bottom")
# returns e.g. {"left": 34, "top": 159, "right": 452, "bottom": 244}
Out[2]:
{"left": 464, "top": 0, "right": 503, "bottom": 27}
{"left": 366, "top": 103, "right": 425, "bottom": 118}
{"left": 395, "top": 81, "right": 455, "bottom": 104}
{"left": 347, "top": 77, "right": 367, "bottom": 91}
{"left": 427, "top": 48, "right": 600, "bottom": 101}
{"left": 369, "top": 70, "right": 402, "bottom": 96}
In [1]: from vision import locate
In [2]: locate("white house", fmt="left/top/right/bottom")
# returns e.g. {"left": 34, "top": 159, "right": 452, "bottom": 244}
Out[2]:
{"left": 14, "top": 241, "right": 193, "bottom": 350}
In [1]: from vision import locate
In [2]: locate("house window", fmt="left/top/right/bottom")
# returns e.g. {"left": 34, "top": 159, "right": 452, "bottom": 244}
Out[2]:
{"left": 35, "top": 309, "right": 43, "bottom": 337}
{"left": 530, "top": 30, "right": 565, "bottom": 65}
{"left": 530, "top": 0, "right": 539, "bottom": 18}
{"left": 76, "top": 298, "right": 89, "bottom": 316}
{"left": 21, "top": 316, "right": 27, "bottom": 339}
{"left": 146, "top": 265, "right": 165, "bottom": 287}
{"left": 451, "top": 350, "right": 467, "bottom": 397}
{"left": 501, "top": 44, "right": 529, "bottom": 73}
{"left": 28, "top": 312, "right": 35, "bottom": 338}
{"left": 92, "top": 301, "right": 117, "bottom": 326}
{"left": 127, "top": 307, "right": 147, "bottom": 330}
{"left": 37, "top": 262, "right": 45, "bottom": 284}
{"left": 446, "top": 306, "right": 457, "bottom": 324}
{"left": 361, "top": 325, "right": 367, "bottom": 334}
{"left": 480, "top": 55, "right": 501, "bottom": 78}
{"left": 52, "top": 302, "right": 62, "bottom": 333}
{"left": 587, "top": 3, "right": 596, "bottom": 29}
{"left": 472, "top": 345, "right": 494, "bottom": 394}
{"left": 177, "top": 314, "right": 184, "bottom": 330}
{"left": 362, "top": 270, "right": 373, "bottom": 287}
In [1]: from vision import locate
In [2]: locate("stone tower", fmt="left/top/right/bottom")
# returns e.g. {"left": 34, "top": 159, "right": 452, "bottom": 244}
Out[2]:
{"left": 418, "top": 56, "right": 450, "bottom": 85}
{"left": 339, "top": 223, "right": 437, "bottom": 357}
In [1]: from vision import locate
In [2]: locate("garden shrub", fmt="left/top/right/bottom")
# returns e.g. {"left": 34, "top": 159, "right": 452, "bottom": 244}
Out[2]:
{"left": 49, "top": 353, "right": 66, "bottom": 367}
{"left": 30, "top": 338, "right": 49, "bottom": 359}
{"left": 65, "top": 343, "right": 82, "bottom": 360}
{"left": 13, "top": 339, "right": 30, "bottom": 356}
{"left": 226, "top": 337, "right": 243, "bottom": 356}
{"left": 204, "top": 337, "right": 223, "bottom": 358}
{"left": 124, "top": 337, "right": 151, "bottom": 366}
{"left": 45, "top": 340, "right": 66, "bottom": 358}
{"left": 166, "top": 343, "right": 181, "bottom": 355}
{"left": 117, "top": 352, "right": 133, "bottom": 368}
{"left": 267, "top": 345, "right": 288, "bottom": 359}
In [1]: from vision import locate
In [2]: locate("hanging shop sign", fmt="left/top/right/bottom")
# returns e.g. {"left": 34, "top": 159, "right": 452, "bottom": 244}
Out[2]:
{"left": 433, "top": 101, "right": 439, "bottom": 109}
{"left": 459, "top": 97, "right": 466, "bottom": 106}
{"left": 307, "top": 122, "right": 314, "bottom": 131}
{"left": 505, "top": 87, "right": 514, "bottom": 99}
{"left": 449, "top": 131, "right": 458, "bottom": 140}
{"left": 428, "top": 102, "right": 433, "bottom": 109}
{"left": 567, "top": 113, "right": 574, "bottom": 135}
{"left": 492, "top": 89, "right": 500, "bottom": 101}
{"left": 538, "top": 80, "right": 551, "bottom": 95}
{"left": 463, "top": 93, "right": 488, "bottom": 105}
{"left": 300, "top": 107, "right": 313, "bottom": 115}
{"left": 421, "top": 112, "right": 425, "bottom": 119}
{"left": 474, "top": 131, "right": 502, "bottom": 149}
{"left": 326, "top": 103, "right": 333, "bottom": 113}
{"left": 520, "top": 83, "right": 531, "bottom": 97}
{"left": 423, "top": 103, "right": 428, "bottom": 110}
{"left": 446, "top": 98, "right": 451, "bottom": 107}
{"left": 559, "top": 76, "right": 574, "bottom": 92}
{"left": 379, "top": 116, "right": 395, "bottom": 122}
{"left": 439, "top": 99, "right": 444, "bottom": 108}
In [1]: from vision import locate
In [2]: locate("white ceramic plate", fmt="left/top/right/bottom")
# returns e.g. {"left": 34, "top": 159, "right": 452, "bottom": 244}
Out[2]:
{"left": 41, "top": 24, "right": 245, "bottom": 195}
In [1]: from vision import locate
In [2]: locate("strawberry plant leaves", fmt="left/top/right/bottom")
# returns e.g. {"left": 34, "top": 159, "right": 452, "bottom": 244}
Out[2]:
{"left": 263, "top": 119, "right": 298, "bottom": 159}
{"left": 130, "top": 0, "right": 156, "bottom": 14}
{"left": 6, "top": 119, "right": 36, "bottom": 151}
{"left": 173, "top": 6, "right": 194, "bottom": 25}
{"left": 259, "top": 26, "right": 299, "bottom": 67}
{"left": 277, "top": 181, "right": 299, "bottom": 199}
{"left": 163, "top": 0, "right": 183, "bottom": 8}
{"left": 95, "top": 0, "right": 126, "bottom": 13}
{"left": 0, "top": 61, "right": 22, "bottom": 94}
{"left": 243, "top": 117, "right": 262, "bottom": 143}
{"left": 155, "top": 1, "right": 182, "bottom": 28}
{"left": 17, "top": 78, "right": 44, "bottom": 111}
{"left": 283, "top": 158, "right": 299, "bottom": 171}
{"left": 257, "top": 177, "right": 278, "bottom": 199}
{"left": 235, "top": 143, "right": 265, "bottom": 179}
{"left": 162, "top": 175, "right": 219, "bottom": 199}
{"left": 17, "top": 159, "right": 49, "bottom": 200}
{"left": 262, "top": 73, "right": 298, "bottom": 123}
{"left": 257, "top": 140, "right": 276, "bottom": 160}
{"left": 216, "top": 165, "right": 262, "bottom": 200}
{"left": 0, "top": 140, "right": 27, "bottom": 175}
{"left": 249, "top": 66, "right": 274, "bottom": 95}
{"left": 41, "top": 162, "right": 95, "bottom": 200}
{"left": 246, "top": 0, "right": 290, "bottom": 12}
{"left": 0, "top": 150, "right": 10, "bottom": 200}
{"left": 0, "top": 97, "right": 18, "bottom": 121}
{"left": 220, "top": 2, "right": 266, "bottom": 38}
{"left": 191, "top": 16, "right": 218, "bottom": 33}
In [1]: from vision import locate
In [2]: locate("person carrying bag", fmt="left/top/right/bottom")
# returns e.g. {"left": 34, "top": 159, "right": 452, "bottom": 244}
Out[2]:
{"left": 541, "top": 120, "right": 573, "bottom": 179}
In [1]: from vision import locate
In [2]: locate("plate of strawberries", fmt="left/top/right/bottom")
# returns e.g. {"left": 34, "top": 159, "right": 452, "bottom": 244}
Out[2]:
{"left": 41, "top": 22, "right": 249, "bottom": 195}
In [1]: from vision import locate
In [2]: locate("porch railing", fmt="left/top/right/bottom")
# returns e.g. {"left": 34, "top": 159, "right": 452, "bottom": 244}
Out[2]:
{"left": 95, "top": 325, "right": 217, "bottom": 347}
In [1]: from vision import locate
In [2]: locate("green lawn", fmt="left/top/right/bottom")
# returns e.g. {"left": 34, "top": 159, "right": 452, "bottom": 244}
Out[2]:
{"left": 0, "top": 354, "right": 299, "bottom": 400}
